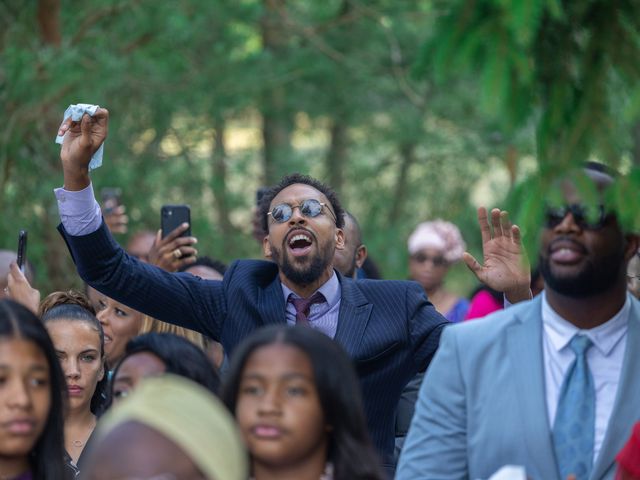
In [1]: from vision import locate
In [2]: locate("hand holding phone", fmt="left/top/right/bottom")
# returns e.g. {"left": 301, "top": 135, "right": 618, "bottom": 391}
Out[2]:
{"left": 146, "top": 205, "right": 197, "bottom": 272}
{"left": 161, "top": 205, "right": 191, "bottom": 239}
{"left": 17, "top": 230, "right": 27, "bottom": 272}
{"left": 101, "top": 187, "right": 122, "bottom": 214}
{"left": 6, "top": 263, "right": 40, "bottom": 313}
{"left": 101, "top": 187, "right": 128, "bottom": 234}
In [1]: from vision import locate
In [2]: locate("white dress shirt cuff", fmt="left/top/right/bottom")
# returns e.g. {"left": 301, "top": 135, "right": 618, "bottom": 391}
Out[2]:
{"left": 54, "top": 183, "right": 102, "bottom": 236}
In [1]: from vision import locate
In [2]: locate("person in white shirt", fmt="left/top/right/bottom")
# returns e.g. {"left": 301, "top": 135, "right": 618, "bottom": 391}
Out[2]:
{"left": 396, "top": 163, "right": 640, "bottom": 480}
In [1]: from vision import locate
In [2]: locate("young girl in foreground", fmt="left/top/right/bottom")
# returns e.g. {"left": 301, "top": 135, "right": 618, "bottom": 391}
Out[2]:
{"left": 0, "top": 300, "right": 67, "bottom": 480}
{"left": 222, "top": 325, "right": 384, "bottom": 480}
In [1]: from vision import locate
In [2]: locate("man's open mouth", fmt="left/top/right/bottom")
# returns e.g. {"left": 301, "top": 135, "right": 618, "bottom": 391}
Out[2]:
{"left": 287, "top": 232, "right": 313, "bottom": 256}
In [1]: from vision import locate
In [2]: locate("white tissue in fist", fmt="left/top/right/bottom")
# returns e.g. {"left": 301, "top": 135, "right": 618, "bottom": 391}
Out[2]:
{"left": 55, "top": 103, "right": 104, "bottom": 171}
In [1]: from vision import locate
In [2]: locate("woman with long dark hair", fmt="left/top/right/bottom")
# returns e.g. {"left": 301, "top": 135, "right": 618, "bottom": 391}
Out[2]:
{"left": 39, "top": 291, "right": 108, "bottom": 476}
{"left": 0, "top": 299, "right": 67, "bottom": 480}
{"left": 221, "top": 325, "right": 384, "bottom": 480}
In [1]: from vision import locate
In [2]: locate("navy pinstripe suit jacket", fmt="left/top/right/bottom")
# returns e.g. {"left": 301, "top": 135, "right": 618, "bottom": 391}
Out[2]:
{"left": 59, "top": 221, "right": 448, "bottom": 466}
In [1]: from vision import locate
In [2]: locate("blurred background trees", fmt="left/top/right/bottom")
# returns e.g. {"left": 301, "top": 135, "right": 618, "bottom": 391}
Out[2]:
{"left": 1, "top": 0, "right": 639, "bottom": 294}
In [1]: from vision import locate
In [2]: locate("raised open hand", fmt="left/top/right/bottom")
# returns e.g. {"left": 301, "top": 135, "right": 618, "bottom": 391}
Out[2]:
{"left": 463, "top": 207, "right": 532, "bottom": 303}
{"left": 58, "top": 108, "right": 109, "bottom": 190}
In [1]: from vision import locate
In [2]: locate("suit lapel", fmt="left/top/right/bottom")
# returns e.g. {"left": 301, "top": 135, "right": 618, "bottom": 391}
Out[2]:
{"left": 591, "top": 297, "right": 640, "bottom": 480}
{"left": 257, "top": 274, "right": 287, "bottom": 326}
{"left": 334, "top": 277, "right": 372, "bottom": 356}
{"left": 507, "top": 297, "right": 561, "bottom": 480}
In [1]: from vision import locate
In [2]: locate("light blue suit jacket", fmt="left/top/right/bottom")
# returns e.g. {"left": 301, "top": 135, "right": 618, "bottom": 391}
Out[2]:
{"left": 396, "top": 294, "right": 640, "bottom": 480}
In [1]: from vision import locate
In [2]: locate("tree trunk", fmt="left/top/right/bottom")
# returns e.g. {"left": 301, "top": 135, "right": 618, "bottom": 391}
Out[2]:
{"left": 260, "top": 0, "right": 291, "bottom": 185}
{"left": 387, "top": 142, "right": 417, "bottom": 225}
{"left": 262, "top": 103, "right": 292, "bottom": 185}
{"left": 37, "top": 0, "right": 62, "bottom": 46}
{"left": 325, "top": 118, "right": 348, "bottom": 195}
{"left": 632, "top": 121, "right": 640, "bottom": 167}
{"left": 211, "top": 117, "right": 234, "bottom": 251}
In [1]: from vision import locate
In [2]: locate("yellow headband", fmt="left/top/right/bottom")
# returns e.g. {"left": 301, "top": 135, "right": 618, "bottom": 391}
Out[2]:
{"left": 95, "top": 374, "right": 248, "bottom": 480}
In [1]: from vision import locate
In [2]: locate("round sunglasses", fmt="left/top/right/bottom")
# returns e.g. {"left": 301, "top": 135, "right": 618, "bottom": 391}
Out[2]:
{"left": 267, "top": 199, "right": 337, "bottom": 224}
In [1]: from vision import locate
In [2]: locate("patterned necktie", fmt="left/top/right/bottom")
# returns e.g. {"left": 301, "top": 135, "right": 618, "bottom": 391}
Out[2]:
{"left": 288, "top": 292, "right": 325, "bottom": 325}
{"left": 552, "top": 334, "right": 595, "bottom": 480}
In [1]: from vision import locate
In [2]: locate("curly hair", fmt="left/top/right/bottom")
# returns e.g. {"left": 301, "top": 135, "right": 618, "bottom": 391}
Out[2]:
{"left": 39, "top": 289, "right": 96, "bottom": 318}
{"left": 258, "top": 173, "right": 345, "bottom": 233}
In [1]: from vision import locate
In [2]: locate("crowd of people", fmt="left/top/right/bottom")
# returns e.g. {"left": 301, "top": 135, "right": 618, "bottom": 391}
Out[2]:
{"left": 0, "top": 106, "right": 638, "bottom": 480}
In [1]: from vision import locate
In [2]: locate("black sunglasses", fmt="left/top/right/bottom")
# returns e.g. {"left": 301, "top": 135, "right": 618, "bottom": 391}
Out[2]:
{"left": 544, "top": 204, "right": 611, "bottom": 230}
{"left": 268, "top": 199, "right": 336, "bottom": 224}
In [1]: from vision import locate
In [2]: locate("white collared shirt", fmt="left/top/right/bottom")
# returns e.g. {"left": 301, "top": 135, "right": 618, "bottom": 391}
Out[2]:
{"left": 542, "top": 291, "right": 630, "bottom": 463}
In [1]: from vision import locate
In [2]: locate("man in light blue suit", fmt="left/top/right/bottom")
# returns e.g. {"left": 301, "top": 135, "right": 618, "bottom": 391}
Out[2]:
{"left": 397, "top": 165, "right": 640, "bottom": 480}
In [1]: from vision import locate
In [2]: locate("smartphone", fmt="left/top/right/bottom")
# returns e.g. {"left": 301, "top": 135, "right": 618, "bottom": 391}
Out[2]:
{"left": 17, "top": 230, "right": 27, "bottom": 272}
{"left": 161, "top": 205, "right": 191, "bottom": 239}
{"left": 101, "top": 187, "right": 122, "bottom": 214}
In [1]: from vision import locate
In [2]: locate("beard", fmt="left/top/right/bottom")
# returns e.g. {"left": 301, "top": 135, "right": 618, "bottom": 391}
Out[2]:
{"left": 271, "top": 239, "right": 334, "bottom": 287}
{"left": 538, "top": 247, "right": 625, "bottom": 298}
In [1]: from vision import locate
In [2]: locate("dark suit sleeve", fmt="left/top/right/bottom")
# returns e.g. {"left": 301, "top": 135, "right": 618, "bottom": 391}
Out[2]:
{"left": 58, "top": 221, "right": 228, "bottom": 340}
{"left": 396, "top": 326, "right": 468, "bottom": 478}
{"left": 406, "top": 282, "right": 449, "bottom": 372}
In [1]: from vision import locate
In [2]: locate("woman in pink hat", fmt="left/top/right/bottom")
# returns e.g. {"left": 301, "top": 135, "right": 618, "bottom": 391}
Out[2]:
{"left": 407, "top": 220, "right": 469, "bottom": 323}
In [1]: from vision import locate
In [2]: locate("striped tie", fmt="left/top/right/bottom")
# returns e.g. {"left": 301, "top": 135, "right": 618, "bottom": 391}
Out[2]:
{"left": 288, "top": 292, "right": 325, "bottom": 325}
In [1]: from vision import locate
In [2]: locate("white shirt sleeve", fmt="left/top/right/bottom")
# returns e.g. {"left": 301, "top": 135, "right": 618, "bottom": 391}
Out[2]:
{"left": 54, "top": 183, "right": 102, "bottom": 236}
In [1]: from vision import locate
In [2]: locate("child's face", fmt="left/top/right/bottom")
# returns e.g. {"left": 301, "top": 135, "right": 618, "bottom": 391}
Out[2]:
{"left": 236, "top": 343, "right": 329, "bottom": 470}
{"left": 0, "top": 338, "right": 51, "bottom": 459}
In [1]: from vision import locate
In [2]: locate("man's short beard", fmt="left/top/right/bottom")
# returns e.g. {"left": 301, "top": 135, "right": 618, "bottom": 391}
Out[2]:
{"left": 271, "top": 242, "right": 334, "bottom": 287}
{"left": 539, "top": 249, "right": 625, "bottom": 298}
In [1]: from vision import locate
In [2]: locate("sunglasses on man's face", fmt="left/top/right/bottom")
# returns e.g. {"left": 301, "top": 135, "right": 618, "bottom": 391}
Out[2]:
{"left": 267, "top": 199, "right": 337, "bottom": 224}
{"left": 544, "top": 204, "right": 611, "bottom": 230}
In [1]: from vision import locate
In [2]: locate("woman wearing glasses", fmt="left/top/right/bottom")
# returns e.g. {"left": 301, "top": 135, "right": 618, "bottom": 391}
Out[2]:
{"left": 407, "top": 220, "right": 469, "bottom": 323}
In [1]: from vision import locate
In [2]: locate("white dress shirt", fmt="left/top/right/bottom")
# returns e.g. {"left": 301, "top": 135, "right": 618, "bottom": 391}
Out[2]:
{"left": 541, "top": 291, "right": 630, "bottom": 464}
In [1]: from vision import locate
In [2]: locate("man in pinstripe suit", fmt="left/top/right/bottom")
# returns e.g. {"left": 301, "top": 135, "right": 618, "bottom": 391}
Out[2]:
{"left": 55, "top": 108, "right": 452, "bottom": 469}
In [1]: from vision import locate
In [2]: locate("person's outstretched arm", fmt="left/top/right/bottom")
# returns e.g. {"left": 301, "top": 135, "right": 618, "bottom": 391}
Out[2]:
{"left": 55, "top": 108, "right": 226, "bottom": 340}
{"left": 55, "top": 108, "right": 108, "bottom": 236}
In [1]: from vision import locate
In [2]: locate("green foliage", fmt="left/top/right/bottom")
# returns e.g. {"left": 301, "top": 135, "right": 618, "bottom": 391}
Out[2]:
{"left": 1, "top": 0, "right": 638, "bottom": 299}
{"left": 419, "top": 0, "right": 640, "bottom": 264}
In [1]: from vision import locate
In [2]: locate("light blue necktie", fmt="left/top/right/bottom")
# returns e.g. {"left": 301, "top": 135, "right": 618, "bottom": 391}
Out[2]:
{"left": 552, "top": 334, "right": 595, "bottom": 480}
